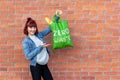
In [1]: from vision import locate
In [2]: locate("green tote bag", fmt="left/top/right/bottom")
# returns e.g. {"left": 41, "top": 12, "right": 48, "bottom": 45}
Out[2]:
{"left": 50, "top": 15, "right": 73, "bottom": 49}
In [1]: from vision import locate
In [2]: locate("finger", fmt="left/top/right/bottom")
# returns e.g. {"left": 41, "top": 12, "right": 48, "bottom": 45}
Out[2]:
{"left": 46, "top": 44, "right": 51, "bottom": 46}
{"left": 58, "top": 10, "right": 62, "bottom": 15}
{"left": 56, "top": 10, "right": 62, "bottom": 15}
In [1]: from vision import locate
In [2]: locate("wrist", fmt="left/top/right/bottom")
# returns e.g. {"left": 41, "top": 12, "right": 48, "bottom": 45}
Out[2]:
{"left": 41, "top": 45, "right": 44, "bottom": 48}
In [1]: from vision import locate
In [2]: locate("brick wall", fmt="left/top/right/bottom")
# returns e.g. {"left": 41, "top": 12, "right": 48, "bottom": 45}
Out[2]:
{"left": 0, "top": 0, "right": 120, "bottom": 80}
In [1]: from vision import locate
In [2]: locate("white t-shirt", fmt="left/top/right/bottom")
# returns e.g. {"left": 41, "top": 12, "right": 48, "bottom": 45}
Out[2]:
{"left": 29, "top": 35, "right": 49, "bottom": 65}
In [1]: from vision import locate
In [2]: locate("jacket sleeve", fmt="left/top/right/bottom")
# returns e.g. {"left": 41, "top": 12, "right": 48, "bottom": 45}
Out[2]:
{"left": 22, "top": 41, "right": 43, "bottom": 60}
{"left": 40, "top": 27, "right": 52, "bottom": 37}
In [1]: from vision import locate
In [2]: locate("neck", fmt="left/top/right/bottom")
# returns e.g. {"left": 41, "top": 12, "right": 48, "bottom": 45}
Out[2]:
{"left": 28, "top": 34, "right": 34, "bottom": 36}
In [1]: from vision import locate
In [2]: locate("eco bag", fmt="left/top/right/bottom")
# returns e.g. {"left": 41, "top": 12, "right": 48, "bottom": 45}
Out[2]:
{"left": 50, "top": 15, "right": 73, "bottom": 49}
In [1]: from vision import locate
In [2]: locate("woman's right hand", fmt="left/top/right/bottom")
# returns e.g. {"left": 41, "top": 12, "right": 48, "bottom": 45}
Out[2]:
{"left": 42, "top": 43, "right": 51, "bottom": 48}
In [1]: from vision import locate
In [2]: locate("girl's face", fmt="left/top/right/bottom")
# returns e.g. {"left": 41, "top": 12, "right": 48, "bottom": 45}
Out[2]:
{"left": 27, "top": 26, "right": 36, "bottom": 36}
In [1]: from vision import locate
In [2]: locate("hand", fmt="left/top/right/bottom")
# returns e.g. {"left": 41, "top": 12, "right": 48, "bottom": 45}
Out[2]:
{"left": 42, "top": 43, "right": 51, "bottom": 48}
{"left": 56, "top": 9, "right": 62, "bottom": 16}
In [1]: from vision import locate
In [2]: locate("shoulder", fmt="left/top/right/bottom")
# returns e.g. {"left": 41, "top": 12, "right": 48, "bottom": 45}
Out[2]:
{"left": 22, "top": 36, "right": 31, "bottom": 44}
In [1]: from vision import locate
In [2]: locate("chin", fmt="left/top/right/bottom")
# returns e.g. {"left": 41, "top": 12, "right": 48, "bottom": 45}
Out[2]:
{"left": 30, "top": 33, "right": 35, "bottom": 35}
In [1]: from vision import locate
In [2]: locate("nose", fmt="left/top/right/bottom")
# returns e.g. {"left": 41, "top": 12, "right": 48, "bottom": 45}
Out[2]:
{"left": 31, "top": 27, "right": 35, "bottom": 30}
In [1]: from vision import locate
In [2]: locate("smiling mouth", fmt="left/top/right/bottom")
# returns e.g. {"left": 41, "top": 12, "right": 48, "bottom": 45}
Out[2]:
{"left": 31, "top": 32, "right": 35, "bottom": 33}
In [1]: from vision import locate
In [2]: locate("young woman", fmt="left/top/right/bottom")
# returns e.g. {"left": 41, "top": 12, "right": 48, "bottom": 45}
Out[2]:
{"left": 22, "top": 10, "right": 62, "bottom": 80}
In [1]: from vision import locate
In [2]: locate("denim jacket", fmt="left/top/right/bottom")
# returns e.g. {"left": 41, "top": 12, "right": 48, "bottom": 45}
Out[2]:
{"left": 22, "top": 27, "right": 52, "bottom": 66}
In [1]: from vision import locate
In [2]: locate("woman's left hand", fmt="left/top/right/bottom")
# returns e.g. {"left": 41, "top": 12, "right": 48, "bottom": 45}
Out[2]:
{"left": 56, "top": 9, "right": 62, "bottom": 16}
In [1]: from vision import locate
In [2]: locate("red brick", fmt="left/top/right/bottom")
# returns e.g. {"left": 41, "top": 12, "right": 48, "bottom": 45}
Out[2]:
{"left": 0, "top": 68, "right": 7, "bottom": 71}
{"left": 96, "top": 76, "right": 110, "bottom": 80}
{"left": 82, "top": 76, "right": 95, "bottom": 80}
{"left": 111, "top": 76, "right": 120, "bottom": 79}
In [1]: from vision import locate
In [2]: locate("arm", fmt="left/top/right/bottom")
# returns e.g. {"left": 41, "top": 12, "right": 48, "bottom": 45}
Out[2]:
{"left": 40, "top": 27, "right": 52, "bottom": 36}
{"left": 22, "top": 41, "right": 43, "bottom": 60}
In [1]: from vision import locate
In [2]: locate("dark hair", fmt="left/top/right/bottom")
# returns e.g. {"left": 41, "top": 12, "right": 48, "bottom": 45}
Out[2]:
{"left": 23, "top": 17, "right": 38, "bottom": 35}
